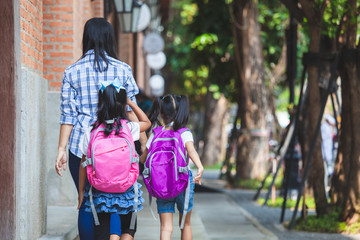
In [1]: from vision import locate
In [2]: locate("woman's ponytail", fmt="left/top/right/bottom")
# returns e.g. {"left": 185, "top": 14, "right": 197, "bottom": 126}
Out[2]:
{"left": 173, "top": 95, "right": 189, "bottom": 131}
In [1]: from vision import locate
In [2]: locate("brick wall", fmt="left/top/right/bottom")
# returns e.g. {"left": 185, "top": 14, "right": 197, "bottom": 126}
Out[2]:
{"left": 43, "top": 0, "right": 103, "bottom": 91}
{"left": 20, "top": 0, "right": 43, "bottom": 73}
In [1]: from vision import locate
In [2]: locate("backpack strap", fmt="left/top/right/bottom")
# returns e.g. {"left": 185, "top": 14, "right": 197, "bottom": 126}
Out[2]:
{"left": 152, "top": 126, "right": 163, "bottom": 137}
{"left": 148, "top": 195, "right": 157, "bottom": 221}
{"left": 177, "top": 127, "right": 190, "bottom": 135}
{"left": 89, "top": 186, "right": 100, "bottom": 226}
{"left": 81, "top": 158, "right": 93, "bottom": 168}
{"left": 180, "top": 178, "right": 191, "bottom": 229}
{"left": 130, "top": 181, "right": 138, "bottom": 230}
{"left": 121, "top": 120, "right": 140, "bottom": 161}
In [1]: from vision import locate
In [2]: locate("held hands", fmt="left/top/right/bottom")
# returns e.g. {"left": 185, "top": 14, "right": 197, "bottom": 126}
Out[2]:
{"left": 55, "top": 148, "right": 67, "bottom": 177}
{"left": 194, "top": 167, "right": 204, "bottom": 185}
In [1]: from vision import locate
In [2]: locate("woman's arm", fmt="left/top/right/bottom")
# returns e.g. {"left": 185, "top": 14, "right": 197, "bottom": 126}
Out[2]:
{"left": 78, "top": 154, "right": 87, "bottom": 209}
{"left": 55, "top": 124, "right": 73, "bottom": 176}
{"left": 127, "top": 98, "right": 151, "bottom": 132}
{"left": 185, "top": 141, "right": 204, "bottom": 184}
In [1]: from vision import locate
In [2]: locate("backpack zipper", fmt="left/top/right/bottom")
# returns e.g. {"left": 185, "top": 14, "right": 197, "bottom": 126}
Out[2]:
{"left": 149, "top": 151, "right": 178, "bottom": 181}
{"left": 91, "top": 136, "right": 134, "bottom": 176}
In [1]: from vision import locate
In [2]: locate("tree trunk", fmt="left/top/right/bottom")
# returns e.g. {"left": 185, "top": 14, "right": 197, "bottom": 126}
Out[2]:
{"left": 201, "top": 92, "right": 229, "bottom": 166}
{"left": 281, "top": 0, "right": 330, "bottom": 215}
{"left": 331, "top": 0, "right": 360, "bottom": 223}
{"left": 232, "top": 0, "right": 270, "bottom": 180}
{"left": 305, "top": 23, "right": 329, "bottom": 217}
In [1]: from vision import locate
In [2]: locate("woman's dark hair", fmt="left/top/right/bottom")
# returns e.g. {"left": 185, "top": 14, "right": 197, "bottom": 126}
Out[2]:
{"left": 92, "top": 86, "right": 128, "bottom": 136}
{"left": 147, "top": 94, "right": 189, "bottom": 131}
{"left": 82, "top": 18, "right": 118, "bottom": 72}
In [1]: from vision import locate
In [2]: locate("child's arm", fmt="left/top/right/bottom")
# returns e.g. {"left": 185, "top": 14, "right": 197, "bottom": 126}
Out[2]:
{"left": 128, "top": 110, "right": 148, "bottom": 153}
{"left": 78, "top": 154, "right": 87, "bottom": 210}
{"left": 127, "top": 98, "right": 151, "bottom": 132}
{"left": 140, "top": 148, "right": 148, "bottom": 164}
{"left": 185, "top": 141, "right": 204, "bottom": 185}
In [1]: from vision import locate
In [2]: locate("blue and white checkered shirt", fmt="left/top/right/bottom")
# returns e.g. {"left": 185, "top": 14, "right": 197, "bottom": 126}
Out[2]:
{"left": 60, "top": 49, "right": 139, "bottom": 158}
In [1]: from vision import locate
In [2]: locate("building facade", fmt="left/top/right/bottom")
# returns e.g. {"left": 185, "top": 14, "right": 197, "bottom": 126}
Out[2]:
{"left": 0, "top": 0, "right": 153, "bottom": 239}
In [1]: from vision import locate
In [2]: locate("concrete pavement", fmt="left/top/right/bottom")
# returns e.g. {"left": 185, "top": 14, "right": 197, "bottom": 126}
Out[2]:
{"left": 44, "top": 169, "right": 360, "bottom": 240}
{"left": 136, "top": 180, "right": 277, "bottom": 240}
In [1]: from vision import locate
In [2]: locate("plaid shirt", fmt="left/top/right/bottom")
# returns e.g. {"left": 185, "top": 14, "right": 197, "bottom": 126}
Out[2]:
{"left": 60, "top": 50, "right": 139, "bottom": 158}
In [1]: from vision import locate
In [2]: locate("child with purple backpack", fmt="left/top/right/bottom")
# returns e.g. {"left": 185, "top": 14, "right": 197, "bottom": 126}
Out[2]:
{"left": 78, "top": 78, "right": 151, "bottom": 240}
{"left": 140, "top": 94, "right": 204, "bottom": 240}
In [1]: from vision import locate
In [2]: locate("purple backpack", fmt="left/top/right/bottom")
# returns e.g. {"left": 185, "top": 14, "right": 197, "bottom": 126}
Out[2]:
{"left": 143, "top": 126, "right": 190, "bottom": 199}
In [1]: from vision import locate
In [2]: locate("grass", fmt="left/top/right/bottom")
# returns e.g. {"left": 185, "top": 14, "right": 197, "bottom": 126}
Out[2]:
{"left": 203, "top": 162, "right": 223, "bottom": 170}
{"left": 293, "top": 208, "right": 360, "bottom": 234}
{"left": 257, "top": 196, "right": 316, "bottom": 209}
{"left": 236, "top": 170, "right": 284, "bottom": 190}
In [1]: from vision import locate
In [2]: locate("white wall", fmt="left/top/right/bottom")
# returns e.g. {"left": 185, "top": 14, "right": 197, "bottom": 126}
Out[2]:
{"left": 15, "top": 68, "right": 48, "bottom": 240}
{"left": 46, "top": 92, "right": 77, "bottom": 207}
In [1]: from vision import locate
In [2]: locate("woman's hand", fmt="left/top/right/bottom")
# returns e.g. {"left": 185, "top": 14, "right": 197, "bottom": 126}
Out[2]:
{"left": 194, "top": 167, "right": 204, "bottom": 185}
{"left": 78, "top": 190, "right": 85, "bottom": 210}
{"left": 55, "top": 148, "right": 67, "bottom": 177}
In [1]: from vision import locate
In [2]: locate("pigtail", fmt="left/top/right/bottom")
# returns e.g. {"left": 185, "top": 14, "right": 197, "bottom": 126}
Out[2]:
{"left": 173, "top": 95, "right": 189, "bottom": 131}
{"left": 104, "top": 122, "right": 114, "bottom": 136}
{"left": 92, "top": 87, "right": 128, "bottom": 136}
{"left": 147, "top": 97, "right": 162, "bottom": 129}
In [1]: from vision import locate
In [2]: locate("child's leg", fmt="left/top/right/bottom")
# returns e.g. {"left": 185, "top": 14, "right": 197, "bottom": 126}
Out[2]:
{"left": 69, "top": 151, "right": 94, "bottom": 240}
{"left": 157, "top": 198, "right": 176, "bottom": 240}
{"left": 160, "top": 213, "right": 173, "bottom": 240}
{"left": 110, "top": 214, "right": 121, "bottom": 240}
{"left": 119, "top": 212, "right": 136, "bottom": 240}
{"left": 94, "top": 213, "right": 111, "bottom": 240}
{"left": 179, "top": 210, "right": 192, "bottom": 240}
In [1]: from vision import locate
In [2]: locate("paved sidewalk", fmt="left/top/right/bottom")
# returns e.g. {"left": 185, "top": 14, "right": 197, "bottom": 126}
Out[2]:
{"left": 136, "top": 182, "right": 277, "bottom": 240}
{"left": 202, "top": 169, "right": 360, "bottom": 240}
{"left": 136, "top": 191, "right": 208, "bottom": 240}
{"left": 44, "top": 169, "right": 360, "bottom": 240}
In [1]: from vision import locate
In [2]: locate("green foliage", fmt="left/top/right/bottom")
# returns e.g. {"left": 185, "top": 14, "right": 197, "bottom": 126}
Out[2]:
{"left": 258, "top": 0, "right": 288, "bottom": 69}
{"left": 294, "top": 208, "right": 360, "bottom": 234}
{"left": 166, "top": 0, "right": 236, "bottom": 108}
{"left": 258, "top": 196, "right": 316, "bottom": 209}
{"left": 258, "top": 0, "right": 308, "bottom": 111}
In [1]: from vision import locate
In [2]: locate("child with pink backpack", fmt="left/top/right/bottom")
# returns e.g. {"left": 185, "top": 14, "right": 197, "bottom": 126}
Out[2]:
{"left": 78, "top": 78, "right": 151, "bottom": 240}
{"left": 140, "top": 94, "right": 204, "bottom": 240}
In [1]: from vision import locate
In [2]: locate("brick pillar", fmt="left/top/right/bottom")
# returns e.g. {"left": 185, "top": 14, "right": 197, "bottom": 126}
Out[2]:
{"left": 43, "top": 0, "right": 74, "bottom": 90}
{"left": 20, "top": 0, "right": 43, "bottom": 72}
{"left": 43, "top": 0, "right": 104, "bottom": 91}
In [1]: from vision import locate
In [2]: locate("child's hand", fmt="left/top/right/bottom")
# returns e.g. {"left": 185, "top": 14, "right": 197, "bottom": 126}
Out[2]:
{"left": 194, "top": 167, "right": 204, "bottom": 185}
{"left": 127, "top": 97, "right": 133, "bottom": 105}
{"left": 78, "top": 191, "right": 84, "bottom": 210}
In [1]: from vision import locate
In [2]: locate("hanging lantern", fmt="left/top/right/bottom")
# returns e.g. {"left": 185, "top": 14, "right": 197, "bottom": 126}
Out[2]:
{"left": 114, "top": 0, "right": 143, "bottom": 33}
{"left": 146, "top": 0, "right": 158, "bottom": 20}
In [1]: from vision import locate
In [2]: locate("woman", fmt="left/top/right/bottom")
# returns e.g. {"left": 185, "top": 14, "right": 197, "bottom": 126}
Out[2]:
{"left": 55, "top": 18, "right": 139, "bottom": 240}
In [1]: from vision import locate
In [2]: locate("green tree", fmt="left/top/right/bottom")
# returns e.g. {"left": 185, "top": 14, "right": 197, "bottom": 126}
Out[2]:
{"left": 165, "top": 0, "right": 236, "bottom": 166}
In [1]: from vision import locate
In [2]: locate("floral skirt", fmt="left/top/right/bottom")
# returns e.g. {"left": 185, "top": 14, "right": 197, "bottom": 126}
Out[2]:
{"left": 83, "top": 183, "right": 144, "bottom": 215}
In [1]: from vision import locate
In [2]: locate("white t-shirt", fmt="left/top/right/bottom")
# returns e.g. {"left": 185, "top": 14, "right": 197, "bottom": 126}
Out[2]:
{"left": 146, "top": 128, "right": 194, "bottom": 149}
{"left": 80, "top": 122, "right": 140, "bottom": 156}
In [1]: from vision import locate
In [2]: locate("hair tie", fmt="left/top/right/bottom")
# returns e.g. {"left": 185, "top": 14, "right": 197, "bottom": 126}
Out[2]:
{"left": 100, "top": 77, "right": 125, "bottom": 93}
{"left": 105, "top": 119, "right": 115, "bottom": 124}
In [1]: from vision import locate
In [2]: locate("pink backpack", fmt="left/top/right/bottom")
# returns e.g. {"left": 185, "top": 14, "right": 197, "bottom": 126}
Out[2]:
{"left": 81, "top": 119, "right": 139, "bottom": 226}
